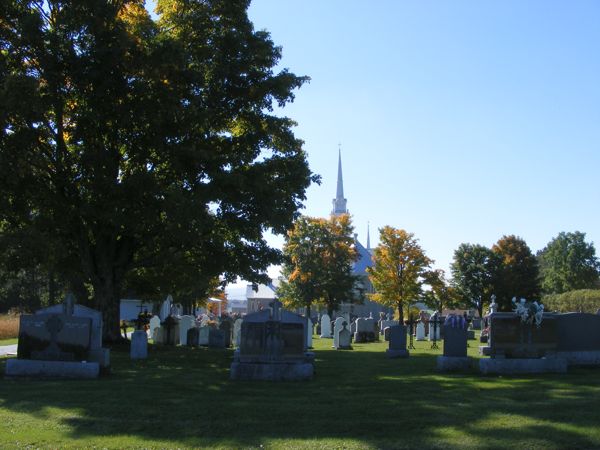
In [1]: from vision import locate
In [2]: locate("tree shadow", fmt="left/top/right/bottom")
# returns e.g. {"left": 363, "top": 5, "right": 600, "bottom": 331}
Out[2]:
{"left": 1, "top": 342, "right": 600, "bottom": 449}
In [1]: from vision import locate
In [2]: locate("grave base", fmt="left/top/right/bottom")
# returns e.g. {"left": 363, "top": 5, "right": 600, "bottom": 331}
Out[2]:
{"left": 319, "top": 334, "right": 332, "bottom": 339}
{"left": 467, "top": 330, "right": 476, "bottom": 340}
{"left": 230, "top": 361, "right": 314, "bottom": 381}
{"left": 436, "top": 356, "right": 471, "bottom": 371}
{"left": 337, "top": 345, "right": 353, "bottom": 350}
{"left": 479, "top": 346, "right": 491, "bottom": 356}
{"left": 386, "top": 349, "right": 409, "bottom": 358}
{"left": 557, "top": 351, "right": 600, "bottom": 367}
{"left": 479, "top": 357, "right": 567, "bottom": 375}
{"left": 5, "top": 359, "right": 100, "bottom": 379}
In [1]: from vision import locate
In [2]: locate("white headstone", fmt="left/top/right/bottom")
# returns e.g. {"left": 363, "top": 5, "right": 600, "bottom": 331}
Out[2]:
{"left": 179, "top": 315, "right": 195, "bottom": 346}
{"left": 149, "top": 315, "right": 161, "bottom": 340}
{"left": 306, "top": 318, "right": 313, "bottom": 348}
{"left": 337, "top": 322, "right": 352, "bottom": 349}
{"left": 320, "top": 314, "right": 332, "bottom": 338}
{"left": 233, "top": 319, "right": 243, "bottom": 348}
{"left": 200, "top": 314, "right": 210, "bottom": 327}
{"left": 416, "top": 322, "right": 426, "bottom": 341}
{"left": 159, "top": 295, "right": 172, "bottom": 320}
{"left": 198, "top": 326, "right": 210, "bottom": 346}
{"left": 333, "top": 317, "right": 345, "bottom": 348}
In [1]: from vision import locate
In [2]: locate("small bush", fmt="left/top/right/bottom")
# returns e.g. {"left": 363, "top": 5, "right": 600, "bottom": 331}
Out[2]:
{"left": 543, "top": 289, "right": 600, "bottom": 313}
{"left": 0, "top": 314, "right": 20, "bottom": 340}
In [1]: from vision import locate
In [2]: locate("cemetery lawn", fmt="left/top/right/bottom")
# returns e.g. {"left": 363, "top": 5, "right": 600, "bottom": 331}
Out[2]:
{"left": 2, "top": 338, "right": 600, "bottom": 449}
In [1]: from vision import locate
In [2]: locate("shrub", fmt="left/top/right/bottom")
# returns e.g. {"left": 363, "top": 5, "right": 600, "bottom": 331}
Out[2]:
{"left": 542, "top": 289, "right": 600, "bottom": 313}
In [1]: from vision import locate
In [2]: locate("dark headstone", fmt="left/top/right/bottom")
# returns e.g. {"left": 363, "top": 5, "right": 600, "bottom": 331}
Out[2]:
{"left": 386, "top": 325, "right": 409, "bottom": 358}
{"left": 18, "top": 314, "right": 92, "bottom": 361}
{"left": 443, "top": 324, "right": 468, "bottom": 358}
{"left": 489, "top": 312, "right": 558, "bottom": 358}
{"left": 556, "top": 313, "right": 600, "bottom": 351}
{"left": 208, "top": 328, "right": 226, "bottom": 348}
{"left": 187, "top": 327, "right": 199, "bottom": 347}
{"left": 219, "top": 319, "right": 233, "bottom": 348}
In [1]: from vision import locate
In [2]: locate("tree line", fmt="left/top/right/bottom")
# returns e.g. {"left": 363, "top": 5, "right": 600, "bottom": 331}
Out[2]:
{"left": 279, "top": 215, "right": 600, "bottom": 319}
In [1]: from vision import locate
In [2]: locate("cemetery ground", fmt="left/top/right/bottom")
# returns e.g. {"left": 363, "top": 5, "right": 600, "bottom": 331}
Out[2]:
{"left": 1, "top": 336, "right": 600, "bottom": 449}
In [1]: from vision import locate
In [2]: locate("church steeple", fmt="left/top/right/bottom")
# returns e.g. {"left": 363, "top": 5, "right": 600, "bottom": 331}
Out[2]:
{"left": 332, "top": 145, "right": 348, "bottom": 216}
{"left": 367, "top": 222, "right": 371, "bottom": 250}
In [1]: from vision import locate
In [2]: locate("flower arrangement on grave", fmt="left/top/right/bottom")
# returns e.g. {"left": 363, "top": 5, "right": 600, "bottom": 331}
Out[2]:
{"left": 512, "top": 297, "right": 544, "bottom": 328}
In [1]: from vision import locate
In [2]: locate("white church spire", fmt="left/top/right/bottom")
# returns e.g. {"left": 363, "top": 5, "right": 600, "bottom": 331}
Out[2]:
{"left": 367, "top": 222, "right": 371, "bottom": 250}
{"left": 332, "top": 144, "right": 348, "bottom": 216}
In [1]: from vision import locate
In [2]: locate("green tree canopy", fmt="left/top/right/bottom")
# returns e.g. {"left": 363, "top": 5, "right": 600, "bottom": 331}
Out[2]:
{"left": 367, "top": 227, "right": 432, "bottom": 323}
{"left": 0, "top": 0, "right": 316, "bottom": 339}
{"left": 491, "top": 235, "right": 540, "bottom": 311}
{"left": 538, "top": 231, "right": 600, "bottom": 295}
{"left": 278, "top": 214, "right": 360, "bottom": 317}
{"left": 450, "top": 243, "right": 498, "bottom": 318}
{"left": 422, "top": 269, "right": 460, "bottom": 313}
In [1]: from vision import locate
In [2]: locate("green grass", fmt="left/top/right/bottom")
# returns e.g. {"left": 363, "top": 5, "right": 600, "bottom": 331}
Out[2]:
{"left": 0, "top": 338, "right": 18, "bottom": 346}
{"left": 1, "top": 335, "right": 600, "bottom": 449}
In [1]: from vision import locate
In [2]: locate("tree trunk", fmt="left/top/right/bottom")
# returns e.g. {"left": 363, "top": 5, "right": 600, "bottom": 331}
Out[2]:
{"left": 92, "top": 272, "right": 123, "bottom": 343}
{"left": 398, "top": 302, "right": 404, "bottom": 324}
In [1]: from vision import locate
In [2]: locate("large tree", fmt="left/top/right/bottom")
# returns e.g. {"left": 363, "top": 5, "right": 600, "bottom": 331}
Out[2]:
{"left": 491, "top": 235, "right": 540, "bottom": 310}
{"left": 538, "top": 231, "right": 600, "bottom": 294}
{"left": 450, "top": 243, "right": 498, "bottom": 318}
{"left": 367, "top": 227, "right": 432, "bottom": 323}
{"left": 0, "top": 0, "right": 316, "bottom": 340}
{"left": 278, "top": 214, "right": 360, "bottom": 318}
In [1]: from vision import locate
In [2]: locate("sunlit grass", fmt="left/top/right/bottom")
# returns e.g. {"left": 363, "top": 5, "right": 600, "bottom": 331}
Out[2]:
{"left": 0, "top": 333, "right": 599, "bottom": 448}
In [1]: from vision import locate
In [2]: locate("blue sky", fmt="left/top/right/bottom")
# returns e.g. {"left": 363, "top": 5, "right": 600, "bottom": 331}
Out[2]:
{"left": 243, "top": 0, "right": 600, "bottom": 277}
{"left": 149, "top": 1, "right": 600, "bottom": 296}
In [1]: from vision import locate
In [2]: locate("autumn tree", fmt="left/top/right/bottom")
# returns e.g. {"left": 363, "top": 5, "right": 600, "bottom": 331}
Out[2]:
{"left": 538, "top": 231, "right": 600, "bottom": 294}
{"left": 0, "top": 0, "right": 316, "bottom": 340}
{"left": 422, "top": 269, "right": 460, "bottom": 313}
{"left": 278, "top": 214, "right": 360, "bottom": 318}
{"left": 367, "top": 227, "right": 432, "bottom": 323}
{"left": 491, "top": 235, "right": 540, "bottom": 310}
{"left": 450, "top": 243, "right": 498, "bottom": 318}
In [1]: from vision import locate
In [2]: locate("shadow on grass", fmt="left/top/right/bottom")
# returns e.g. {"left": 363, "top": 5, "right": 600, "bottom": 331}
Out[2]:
{"left": 2, "top": 340, "right": 600, "bottom": 449}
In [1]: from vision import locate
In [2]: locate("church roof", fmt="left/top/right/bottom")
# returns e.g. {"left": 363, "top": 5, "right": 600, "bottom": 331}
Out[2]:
{"left": 353, "top": 238, "right": 373, "bottom": 276}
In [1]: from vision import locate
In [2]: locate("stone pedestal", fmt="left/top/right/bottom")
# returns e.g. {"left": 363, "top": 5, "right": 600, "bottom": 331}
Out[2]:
{"left": 479, "top": 357, "right": 567, "bottom": 374}
{"left": 130, "top": 330, "right": 148, "bottom": 360}
{"left": 436, "top": 356, "right": 471, "bottom": 372}
{"left": 6, "top": 359, "right": 100, "bottom": 379}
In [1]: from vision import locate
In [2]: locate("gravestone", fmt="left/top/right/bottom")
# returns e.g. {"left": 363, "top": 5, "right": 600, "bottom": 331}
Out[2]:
{"left": 149, "top": 316, "right": 161, "bottom": 340}
{"left": 333, "top": 317, "right": 346, "bottom": 348}
{"left": 7, "top": 294, "right": 104, "bottom": 378}
{"left": 220, "top": 319, "right": 233, "bottom": 347}
{"left": 415, "top": 322, "right": 426, "bottom": 341}
{"left": 233, "top": 319, "right": 243, "bottom": 348}
{"left": 471, "top": 317, "right": 482, "bottom": 330}
{"left": 380, "top": 320, "right": 398, "bottom": 334}
{"left": 555, "top": 312, "right": 600, "bottom": 366}
{"left": 386, "top": 325, "right": 409, "bottom": 358}
{"left": 479, "top": 312, "right": 567, "bottom": 374}
{"left": 384, "top": 326, "right": 391, "bottom": 341}
{"left": 428, "top": 314, "right": 441, "bottom": 341}
{"left": 198, "top": 326, "right": 210, "bottom": 346}
{"left": 187, "top": 327, "right": 199, "bottom": 347}
{"left": 306, "top": 318, "right": 313, "bottom": 349}
{"left": 351, "top": 320, "right": 357, "bottom": 334}
{"left": 157, "top": 316, "right": 179, "bottom": 345}
{"left": 354, "top": 317, "right": 376, "bottom": 343}
{"left": 179, "top": 315, "right": 196, "bottom": 346}
{"left": 208, "top": 328, "right": 226, "bottom": 348}
{"left": 336, "top": 322, "right": 352, "bottom": 350}
{"left": 130, "top": 330, "right": 148, "bottom": 359}
{"left": 320, "top": 314, "right": 332, "bottom": 338}
{"left": 437, "top": 315, "right": 470, "bottom": 371}
{"left": 230, "top": 301, "right": 314, "bottom": 381}
{"left": 159, "top": 296, "right": 172, "bottom": 321}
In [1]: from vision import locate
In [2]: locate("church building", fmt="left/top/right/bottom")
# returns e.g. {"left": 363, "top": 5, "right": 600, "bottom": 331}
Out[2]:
{"left": 330, "top": 150, "right": 393, "bottom": 318}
